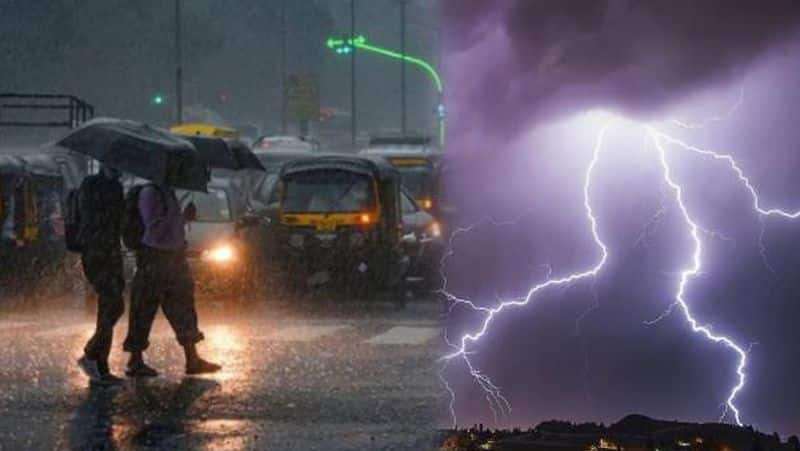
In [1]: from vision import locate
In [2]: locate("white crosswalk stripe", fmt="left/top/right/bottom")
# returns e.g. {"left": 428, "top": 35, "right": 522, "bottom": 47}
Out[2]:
{"left": 365, "top": 326, "right": 440, "bottom": 346}
{"left": 255, "top": 324, "right": 353, "bottom": 342}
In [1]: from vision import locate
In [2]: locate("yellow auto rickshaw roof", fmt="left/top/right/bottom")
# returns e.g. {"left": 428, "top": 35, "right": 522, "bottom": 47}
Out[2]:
{"left": 170, "top": 123, "right": 239, "bottom": 139}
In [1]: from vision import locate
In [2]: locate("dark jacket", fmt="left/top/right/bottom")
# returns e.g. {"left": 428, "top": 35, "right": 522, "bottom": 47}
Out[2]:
{"left": 78, "top": 173, "right": 124, "bottom": 251}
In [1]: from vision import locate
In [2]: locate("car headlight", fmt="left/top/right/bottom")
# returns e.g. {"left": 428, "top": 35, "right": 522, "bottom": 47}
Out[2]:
{"left": 203, "top": 243, "right": 236, "bottom": 264}
{"left": 426, "top": 221, "right": 442, "bottom": 238}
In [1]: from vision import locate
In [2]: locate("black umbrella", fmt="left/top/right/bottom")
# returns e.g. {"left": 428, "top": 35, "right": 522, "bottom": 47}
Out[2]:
{"left": 56, "top": 118, "right": 209, "bottom": 191}
{"left": 0, "top": 155, "right": 26, "bottom": 176}
{"left": 179, "top": 135, "right": 265, "bottom": 171}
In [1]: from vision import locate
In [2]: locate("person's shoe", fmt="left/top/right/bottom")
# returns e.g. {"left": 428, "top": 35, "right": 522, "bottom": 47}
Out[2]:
{"left": 91, "top": 373, "right": 126, "bottom": 387}
{"left": 77, "top": 355, "right": 102, "bottom": 382}
{"left": 125, "top": 361, "right": 159, "bottom": 378}
{"left": 185, "top": 358, "right": 222, "bottom": 375}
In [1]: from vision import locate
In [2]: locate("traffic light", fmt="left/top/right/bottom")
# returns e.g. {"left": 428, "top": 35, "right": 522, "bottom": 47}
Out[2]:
{"left": 335, "top": 45, "right": 353, "bottom": 55}
{"left": 327, "top": 36, "right": 365, "bottom": 56}
{"left": 151, "top": 94, "right": 166, "bottom": 105}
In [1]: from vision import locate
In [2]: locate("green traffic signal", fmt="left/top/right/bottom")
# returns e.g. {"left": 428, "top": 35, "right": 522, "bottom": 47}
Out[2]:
{"left": 152, "top": 94, "right": 165, "bottom": 105}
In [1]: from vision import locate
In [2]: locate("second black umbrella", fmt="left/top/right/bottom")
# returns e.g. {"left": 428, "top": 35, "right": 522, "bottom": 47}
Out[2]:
{"left": 180, "top": 135, "right": 265, "bottom": 171}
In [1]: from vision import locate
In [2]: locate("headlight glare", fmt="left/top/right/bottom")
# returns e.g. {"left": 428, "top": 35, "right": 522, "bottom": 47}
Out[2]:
{"left": 427, "top": 221, "right": 442, "bottom": 238}
{"left": 203, "top": 244, "right": 236, "bottom": 263}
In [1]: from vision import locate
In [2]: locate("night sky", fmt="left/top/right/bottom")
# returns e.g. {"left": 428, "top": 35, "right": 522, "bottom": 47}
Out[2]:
{"left": 441, "top": 0, "right": 800, "bottom": 436}
{"left": 0, "top": 0, "right": 440, "bottom": 142}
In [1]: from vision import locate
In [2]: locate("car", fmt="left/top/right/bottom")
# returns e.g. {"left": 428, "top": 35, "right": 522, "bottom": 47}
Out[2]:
{"left": 252, "top": 135, "right": 320, "bottom": 154}
{"left": 178, "top": 178, "right": 265, "bottom": 302}
{"left": 399, "top": 188, "right": 444, "bottom": 289}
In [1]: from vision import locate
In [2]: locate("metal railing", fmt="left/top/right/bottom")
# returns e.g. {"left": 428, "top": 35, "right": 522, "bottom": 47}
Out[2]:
{"left": 0, "top": 93, "right": 94, "bottom": 128}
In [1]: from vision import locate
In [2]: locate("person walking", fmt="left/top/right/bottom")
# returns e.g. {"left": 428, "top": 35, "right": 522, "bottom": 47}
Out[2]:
{"left": 122, "top": 182, "right": 220, "bottom": 377}
{"left": 76, "top": 165, "right": 125, "bottom": 385}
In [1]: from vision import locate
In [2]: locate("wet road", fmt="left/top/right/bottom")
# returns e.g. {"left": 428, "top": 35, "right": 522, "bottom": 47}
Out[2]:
{"left": 0, "top": 298, "right": 444, "bottom": 450}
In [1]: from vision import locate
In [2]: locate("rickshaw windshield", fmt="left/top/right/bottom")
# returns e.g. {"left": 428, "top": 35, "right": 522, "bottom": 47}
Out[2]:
{"left": 282, "top": 169, "right": 375, "bottom": 214}
{"left": 178, "top": 188, "right": 231, "bottom": 222}
{"left": 396, "top": 166, "right": 432, "bottom": 199}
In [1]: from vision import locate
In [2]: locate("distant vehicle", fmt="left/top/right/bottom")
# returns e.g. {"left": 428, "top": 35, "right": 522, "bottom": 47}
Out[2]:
{"left": 252, "top": 135, "right": 320, "bottom": 154}
{"left": 170, "top": 123, "right": 239, "bottom": 139}
{"left": 360, "top": 135, "right": 443, "bottom": 213}
{"left": 1, "top": 151, "right": 83, "bottom": 300}
{"left": 178, "top": 178, "right": 265, "bottom": 301}
{"left": 248, "top": 149, "right": 319, "bottom": 214}
{"left": 262, "top": 154, "right": 410, "bottom": 304}
{"left": 0, "top": 93, "right": 94, "bottom": 303}
{"left": 399, "top": 188, "right": 444, "bottom": 288}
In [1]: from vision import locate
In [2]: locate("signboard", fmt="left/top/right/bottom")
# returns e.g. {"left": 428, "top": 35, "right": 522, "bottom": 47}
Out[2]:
{"left": 287, "top": 73, "right": 320, "bottom": 122}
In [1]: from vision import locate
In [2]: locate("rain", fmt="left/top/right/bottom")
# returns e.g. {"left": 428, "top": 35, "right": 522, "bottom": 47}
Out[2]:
{"left": 1, "top": 1, "right": 445, "bottom": 449}
{"left": 3, "top": 1, "right": 800, "bottom": 451}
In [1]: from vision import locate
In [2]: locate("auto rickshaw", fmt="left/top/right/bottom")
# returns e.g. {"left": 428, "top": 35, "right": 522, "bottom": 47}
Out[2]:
{"left": 170, "top": 123, "right": 239, "bottom": 139}
{"left": 0, "top": 152, "right": 80, "bottom": 303}
{"left": 248, "top": 148, "right": 318, "bottom": 213}
{"left": 360, "top": 136, "right": 444, "bottom": 215}
{"left": 264, "top": 155, "right": 410, "bottom": 303}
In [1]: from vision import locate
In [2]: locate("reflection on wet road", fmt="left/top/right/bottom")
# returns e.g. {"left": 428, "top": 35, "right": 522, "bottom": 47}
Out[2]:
{"left": 0, "top": 300, "right": 443, "bottom": 450}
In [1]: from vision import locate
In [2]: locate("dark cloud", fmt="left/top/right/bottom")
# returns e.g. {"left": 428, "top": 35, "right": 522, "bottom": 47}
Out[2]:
{"left": 443, "top": 0, "right": 800, "bottom": 150}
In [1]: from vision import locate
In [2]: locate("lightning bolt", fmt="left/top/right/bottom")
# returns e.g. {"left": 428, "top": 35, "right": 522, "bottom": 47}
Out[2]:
{"left": 440, "top": 110, "right": 791, "bottom": 428}
{"left": 652, "top": 130, "right": 797, "bottom": 277}
{"left": 646, "top": 127, "right": 747, "bottom": 426}
{"left": 440, "top": 122, "right": 612, "bottom": 426}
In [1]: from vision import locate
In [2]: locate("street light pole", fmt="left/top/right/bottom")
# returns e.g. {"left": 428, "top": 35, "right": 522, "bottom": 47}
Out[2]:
{"left": 280, "top": 0, "right": 288, "bottom": 134}
{"left": 350, "top": 0, "right": 357, "bottom": 147}
{"left": 175, "top": 0, "right": 183, "bottom": 124}
{"left": 400, "top": 0, "right": 407, "bottom": 135}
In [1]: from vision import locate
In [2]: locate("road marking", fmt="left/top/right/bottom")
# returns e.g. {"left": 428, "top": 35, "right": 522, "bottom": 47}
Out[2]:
{"left": 385, "top": 319, "right": 441, "bottom": 327}
{"left": 35, "top": 323, "right": 93, "bottom": 338}
{"left": 365, "top": 326, "right": 440, "bottom": 345}
{"left": 259, "top": 324, "right": 352, "bottom": 342}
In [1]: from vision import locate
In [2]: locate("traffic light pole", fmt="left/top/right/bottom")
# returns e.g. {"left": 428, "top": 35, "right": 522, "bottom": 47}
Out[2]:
{"left": 175, "top": 0, "right": 183, "bottom": 124}
{"left": 400, "top": 0, "right": 407, "bottom": 135}
{"left": 280, "top": 0, "right": 288, "bottom": 134}
{"left": 350, "top": 0, "right": 357, "bottom": 147}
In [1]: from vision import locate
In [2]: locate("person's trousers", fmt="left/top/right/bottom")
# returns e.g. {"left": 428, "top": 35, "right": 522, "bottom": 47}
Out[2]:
{"left": 81, "top": 247, "right": 125, "bottom": 362}
{"left": 123, "top": 247, "right": 204, "bottom": 352}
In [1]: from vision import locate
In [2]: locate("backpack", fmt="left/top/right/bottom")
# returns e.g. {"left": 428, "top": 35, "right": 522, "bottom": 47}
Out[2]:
{"left": 122, "top": 184, "right": 164, "bottom": 251}
{"left": 64, "top": 188, "right": 83, "bottom": 253}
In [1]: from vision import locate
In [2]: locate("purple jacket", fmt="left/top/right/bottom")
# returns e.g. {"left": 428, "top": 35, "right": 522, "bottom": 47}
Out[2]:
{"left": 138, "top": 185, "right": 185, "bottom": 251}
